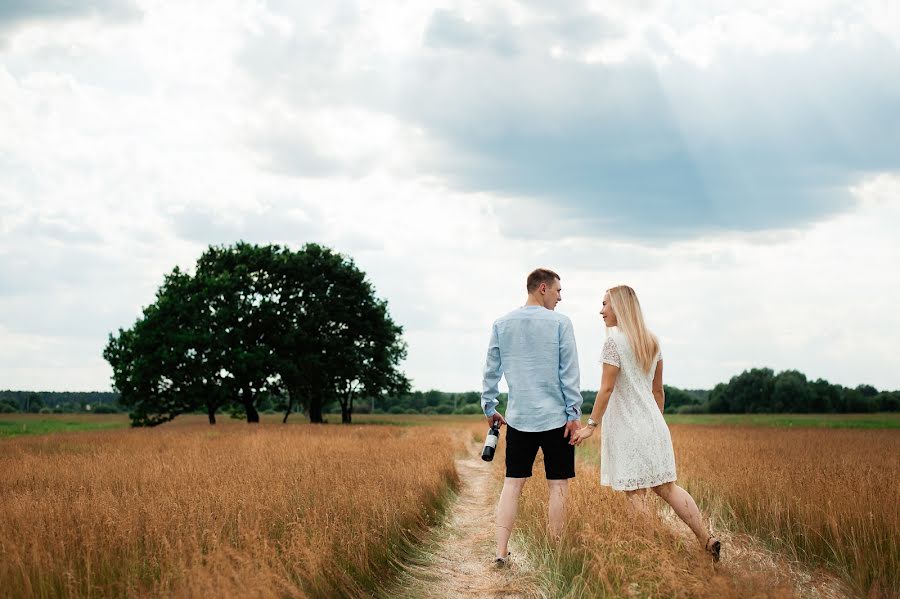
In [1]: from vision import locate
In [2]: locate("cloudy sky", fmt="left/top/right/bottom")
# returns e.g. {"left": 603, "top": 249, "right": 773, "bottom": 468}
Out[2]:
{"left": 2, "top": 1, "right": 899, "bottom": 394}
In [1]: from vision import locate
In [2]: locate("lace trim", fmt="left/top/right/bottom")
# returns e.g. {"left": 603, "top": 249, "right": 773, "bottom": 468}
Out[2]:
{"left": 601, "top": 336, "right": 620, "bottom": 368}
{"left": 602, "top": 470, "right": 676, "bottom": 491}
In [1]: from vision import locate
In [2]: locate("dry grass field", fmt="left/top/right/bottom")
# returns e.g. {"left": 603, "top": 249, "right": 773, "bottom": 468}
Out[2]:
{"left": 671, "top": 425, "right": 900, "bottom": 597}
{"left": 1, "top": 415, "right": 897, "bottom": 598}
{"left": 0, "top": 422, "right": 460, "bottom": 598}
{"left": 481, "top": 423, "right": 779, "bottom": 598}
{"left": 500, "top": 423, "right": 898, "bottom": 598}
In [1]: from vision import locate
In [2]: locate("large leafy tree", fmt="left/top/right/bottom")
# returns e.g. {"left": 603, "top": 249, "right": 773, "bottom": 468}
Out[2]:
{"left": 104, "top": 268, "right": 229, "bottom": 426}
{"left": 272, "top": 243, "right": 409, "bottom": 423}
{"left": 104, "top": 242, "right": 408, "bottom": 426}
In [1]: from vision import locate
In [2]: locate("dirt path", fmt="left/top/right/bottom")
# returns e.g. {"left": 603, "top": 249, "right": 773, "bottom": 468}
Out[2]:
{"left": 382, "top": 441, "right": 547, "bottom": 599}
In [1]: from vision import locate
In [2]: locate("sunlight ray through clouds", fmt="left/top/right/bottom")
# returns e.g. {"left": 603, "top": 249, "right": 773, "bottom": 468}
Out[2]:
{"left": 1, "top": 0, "right": 898, "bottom": 391}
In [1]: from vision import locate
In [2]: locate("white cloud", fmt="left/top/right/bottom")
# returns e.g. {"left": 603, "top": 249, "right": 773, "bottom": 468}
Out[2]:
{"left": 1, "top": 0, "right": 898, "bottom": 394}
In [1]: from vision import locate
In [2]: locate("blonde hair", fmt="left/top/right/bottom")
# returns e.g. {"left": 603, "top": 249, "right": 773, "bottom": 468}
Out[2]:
{"left": 606, "top": 285, "right": 659, "bottom": 373}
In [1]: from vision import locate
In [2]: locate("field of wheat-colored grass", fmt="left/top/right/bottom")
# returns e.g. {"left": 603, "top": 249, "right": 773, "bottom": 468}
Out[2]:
{"left": 670, "top": 425, "right": 900, "bottom": 597}
{"left": 493, "top": 423, "right": 898, "bottom": 598}
{"left": 0, "top": 423, "right": 460, "bottom": 598}
{"left": 475, "top": 423, "right": 778, "bottom": 598}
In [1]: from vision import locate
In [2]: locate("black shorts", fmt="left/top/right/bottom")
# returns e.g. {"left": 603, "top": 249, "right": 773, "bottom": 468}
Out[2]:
{"left": 505, "top": 425, "right": 575, "bottom": 480}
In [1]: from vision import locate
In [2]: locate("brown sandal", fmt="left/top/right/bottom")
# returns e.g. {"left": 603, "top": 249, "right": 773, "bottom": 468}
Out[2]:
{"left": 704, "top": 536, "right": 722, "bottom": 562}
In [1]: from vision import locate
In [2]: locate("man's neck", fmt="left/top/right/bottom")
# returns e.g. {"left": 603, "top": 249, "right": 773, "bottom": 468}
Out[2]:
{"left": 524, "top": 295, "right": 544, "bottom": 307}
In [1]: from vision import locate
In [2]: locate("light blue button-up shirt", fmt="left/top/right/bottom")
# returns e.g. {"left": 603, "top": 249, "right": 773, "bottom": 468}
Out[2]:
{"left": 481, "top": 305, "right": 583, "bottom": 432}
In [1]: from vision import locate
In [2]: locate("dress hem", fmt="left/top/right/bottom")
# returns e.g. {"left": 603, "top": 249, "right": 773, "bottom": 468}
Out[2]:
{"left": 600, "top": 474, "right": 677, "bottom": 492}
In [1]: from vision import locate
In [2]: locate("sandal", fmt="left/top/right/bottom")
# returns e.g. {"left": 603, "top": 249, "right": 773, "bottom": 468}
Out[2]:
{"left": 493, "top": 552, "right": 511, "bottom": 567}
{"left": 704, "top": 536, "right": 722, "bottom": 562}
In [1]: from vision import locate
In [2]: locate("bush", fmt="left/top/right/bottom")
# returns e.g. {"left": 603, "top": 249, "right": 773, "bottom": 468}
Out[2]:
{"left": 453, "top": 403, "right": 483, "bottom": 415}
{"left": 675, "top": 404, "right": 707, "bottom": 414}
{"left": 387, "top": 406, "right": 406, "bottom": 414}
{"left": 38, "top": 407, "right": 52, "bottom": 414}
{"left": 52, "top": 407, "right": 65, "bottom": 414}
{"left": 92, "top": 405, "right": 119, "bottom": 414}
{"left": 0, "top": 402, "right": 16, "bottom": 413}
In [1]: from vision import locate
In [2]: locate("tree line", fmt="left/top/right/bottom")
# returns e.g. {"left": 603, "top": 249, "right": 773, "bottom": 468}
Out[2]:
{"left": 0, "top": 391, "right": 119, "bottom": 414}
{"left": 7, "top": 371, "right": 895, "bottom": 418}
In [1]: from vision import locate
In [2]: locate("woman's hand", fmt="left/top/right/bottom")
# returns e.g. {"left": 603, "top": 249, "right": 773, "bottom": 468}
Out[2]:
{"left": 569, "top": 426, "right": 595, "bottom": 446}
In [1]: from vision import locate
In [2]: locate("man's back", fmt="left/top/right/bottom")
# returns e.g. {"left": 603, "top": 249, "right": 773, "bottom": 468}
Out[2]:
{"left": 481, "top": 305, "right": 582, "bottom": 432}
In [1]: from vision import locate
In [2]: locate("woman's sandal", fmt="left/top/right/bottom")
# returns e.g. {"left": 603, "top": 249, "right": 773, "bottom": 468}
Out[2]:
{"left": 704, "top": 536, "right": 722, "bottom": 562}
{"left": 493, "top": 552, "right": 511, "bottom": 567}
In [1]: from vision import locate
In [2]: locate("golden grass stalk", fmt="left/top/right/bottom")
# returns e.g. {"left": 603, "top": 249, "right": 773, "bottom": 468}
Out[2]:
{"left": 670, "top": 425, "right": 900, "bottom": 597}
{"left": 0, "top": 423, "right": 459, "bottom": 598}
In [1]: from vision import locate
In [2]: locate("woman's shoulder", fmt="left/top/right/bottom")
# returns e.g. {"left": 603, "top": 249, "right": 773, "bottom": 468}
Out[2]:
{"left": 608, "top": 329, "right": 629, "bottom": 347}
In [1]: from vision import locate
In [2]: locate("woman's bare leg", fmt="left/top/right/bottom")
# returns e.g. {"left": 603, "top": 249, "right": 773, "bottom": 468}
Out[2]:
{"left": 651, "top": 482, "right": 711, "bottom": 544}
{"left": 624, "top": 487, "right": 651, "bottom": 516}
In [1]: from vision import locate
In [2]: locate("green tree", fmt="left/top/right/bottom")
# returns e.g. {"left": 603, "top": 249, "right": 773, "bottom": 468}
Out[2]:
{"left": 104, "top": 268, "right": 232, "bottom": 426}
{"left": 772, "top": 370, "right": 811, "bottom": 412}
{"left": 104, "top": 242, "right": 407, "bottom": 426}
{"left": 662, "top": 385, "right": 699, "bottom": 412}
{"left": 25, "top": 392, "right": 44, "bottom": 413}
{"left": 809, "top": 378, "right": 841, "bottom": 413}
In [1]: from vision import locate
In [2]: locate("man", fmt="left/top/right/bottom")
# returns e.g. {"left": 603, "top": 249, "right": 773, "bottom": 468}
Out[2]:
{"left": 481, "top": 268, "right": 582, "bottom": 566}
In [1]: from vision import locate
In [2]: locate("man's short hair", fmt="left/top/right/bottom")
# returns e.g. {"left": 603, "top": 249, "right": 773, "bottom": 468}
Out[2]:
{"left": 526, "top": 268, "right": 560, "bottom": 293}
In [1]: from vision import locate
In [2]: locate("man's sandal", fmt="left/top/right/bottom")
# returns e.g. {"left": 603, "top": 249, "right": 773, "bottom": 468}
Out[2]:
{"left": 493, "top": 552, "right": 511, "bottom": 567}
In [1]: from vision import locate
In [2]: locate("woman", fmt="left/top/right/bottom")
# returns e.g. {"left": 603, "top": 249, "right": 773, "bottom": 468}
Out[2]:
{"left": 570, "top": 285, "right": 722, "bottom": 561}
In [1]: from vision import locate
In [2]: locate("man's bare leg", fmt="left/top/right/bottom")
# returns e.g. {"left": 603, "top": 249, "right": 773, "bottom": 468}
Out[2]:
{"left": 496, "top": 477, "right": 527, "bottom": 558}
{"left": 547, "top": 479, "right": 569, "bottom": 541}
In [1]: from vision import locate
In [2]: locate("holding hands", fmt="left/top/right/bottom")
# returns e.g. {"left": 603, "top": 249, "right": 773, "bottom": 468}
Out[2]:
{"left": 569, "top": 421, "right": 597, "bottom": 446}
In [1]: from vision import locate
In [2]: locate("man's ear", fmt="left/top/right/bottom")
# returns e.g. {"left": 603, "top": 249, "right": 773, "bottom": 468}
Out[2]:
{"left": 539, "top": 283, "right": 547, "bottom": 294}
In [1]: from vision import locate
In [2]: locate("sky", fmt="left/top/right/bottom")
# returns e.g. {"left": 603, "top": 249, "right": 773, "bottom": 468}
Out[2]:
{"left": 1, "top": 1, "right": 899, "bottom": 394}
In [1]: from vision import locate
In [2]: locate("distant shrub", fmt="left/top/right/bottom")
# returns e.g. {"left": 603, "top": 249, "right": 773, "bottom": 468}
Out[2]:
{"left": 675, "top": 404, "right": 707, "bottom": 415}
{"left": 0, "top": 402, "right": 16, "bottom": 413}
{"left": 38, "top": 407, "right": 52, "bottom": 414}
{"left": 52, "top": 407, "right": 65, "bottom": 414}
{"left": 453, "top": 404, "right": 483, "bottom": 415}
{"left": 387, "top": 406, "right": 406, "bottom": 414}
{"left": 92, "top": 405, "right": 119, "bottom": 414}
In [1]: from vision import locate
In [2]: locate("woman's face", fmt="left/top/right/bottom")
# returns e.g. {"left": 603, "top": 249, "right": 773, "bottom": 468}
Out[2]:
{"left": 600, "top": 293, "right": 617, "bottom": 327}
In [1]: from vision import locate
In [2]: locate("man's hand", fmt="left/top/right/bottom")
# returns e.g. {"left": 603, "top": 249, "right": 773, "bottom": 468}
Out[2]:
{"left": 563, "top": 420, "right": 580, "bottom": 440}
{"left": 487, "top": 412, "right": 507, "bottom": 429}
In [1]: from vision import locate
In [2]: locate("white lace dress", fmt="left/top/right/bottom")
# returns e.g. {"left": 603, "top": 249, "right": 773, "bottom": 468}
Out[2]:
{"left": 599, "top": 330, "right": 676, "bottom": 491}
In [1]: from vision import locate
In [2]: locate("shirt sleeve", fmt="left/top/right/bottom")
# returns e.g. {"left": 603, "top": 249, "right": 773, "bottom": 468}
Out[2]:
{"left": 481, "top": 322, "right": 503, "bottom": 417}
{"left": 558, "top": 318, "right": 583, "bottom": 421}
{"left": 601, "top": 336, "right": 621, "bottom": 368}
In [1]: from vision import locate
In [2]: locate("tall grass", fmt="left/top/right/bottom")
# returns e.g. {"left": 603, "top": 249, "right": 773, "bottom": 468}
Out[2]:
{"left": 487, "top": 442, "right": 779, "bottom": 597}
{"left": 670, "top": 425, "right": 900, "bottom": 597}
{"left": 0, "top": 423, "right": 459, "bottom": 598}
{"left": 496, "top": 423, "right": 897, "bottom": 597}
